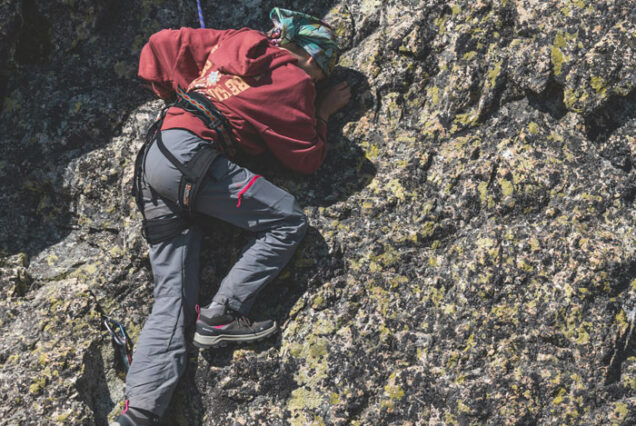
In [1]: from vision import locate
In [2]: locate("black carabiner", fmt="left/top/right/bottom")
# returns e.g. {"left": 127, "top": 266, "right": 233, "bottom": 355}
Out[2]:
{"left": 103, "top": 316, "right": 134, "bottom": 369}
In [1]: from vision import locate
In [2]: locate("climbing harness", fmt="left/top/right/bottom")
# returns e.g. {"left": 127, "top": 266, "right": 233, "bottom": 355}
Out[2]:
{"left": 174, "top": 86, "right": 237, "bottom": 157}
{"left": 103, "top": 315, "right": 134, "bottom": 370}
{"left": 132, "top": 86, "right": 237, "bottom": 244}
{"left": 196, "top": 0, "right": 206, "bottom": 28}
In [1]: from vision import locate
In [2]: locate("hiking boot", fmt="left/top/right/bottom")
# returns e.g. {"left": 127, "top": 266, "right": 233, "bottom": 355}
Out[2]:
{"left": 109, "top": 404, "right": 158, "bottom": 426}
{"left": 193, "top": 306, "right": 277, "bottom": 349}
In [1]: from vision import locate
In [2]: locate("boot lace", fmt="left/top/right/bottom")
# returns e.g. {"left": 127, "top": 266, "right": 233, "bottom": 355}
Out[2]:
{"left": 225, "top": 301, "right": 255, "bottom": 331}
{"left": 237, "top": 315, "right": 254, "bottom": 329}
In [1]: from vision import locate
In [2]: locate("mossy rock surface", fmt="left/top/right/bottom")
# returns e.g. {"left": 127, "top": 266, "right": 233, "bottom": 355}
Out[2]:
{"left": 0, "top": 0, "right": 635, "bottom": 424}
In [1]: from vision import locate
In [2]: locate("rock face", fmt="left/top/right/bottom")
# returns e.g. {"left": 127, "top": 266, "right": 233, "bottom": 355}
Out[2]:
{"left": 0, "top": 0, "right": 634, "bottom": 424}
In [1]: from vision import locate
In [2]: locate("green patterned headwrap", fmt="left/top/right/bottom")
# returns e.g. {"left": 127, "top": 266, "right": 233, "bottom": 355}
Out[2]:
{"left": 268, "top": 7, "right": 340, "bottom": 76}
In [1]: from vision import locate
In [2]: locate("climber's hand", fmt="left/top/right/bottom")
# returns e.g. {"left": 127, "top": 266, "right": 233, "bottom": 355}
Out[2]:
{"left": 317, "top": 81, "right": 351, "bottom": 122}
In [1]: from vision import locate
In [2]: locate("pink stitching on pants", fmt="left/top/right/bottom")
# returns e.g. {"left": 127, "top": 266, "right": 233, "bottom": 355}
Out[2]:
{"left": 236, "top": 175, "right": 262, "bottom": 207}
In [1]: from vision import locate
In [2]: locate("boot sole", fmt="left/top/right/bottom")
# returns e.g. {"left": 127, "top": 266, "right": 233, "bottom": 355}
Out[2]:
{"left": 192, "top": 322, "right": 278, "bottom": 349}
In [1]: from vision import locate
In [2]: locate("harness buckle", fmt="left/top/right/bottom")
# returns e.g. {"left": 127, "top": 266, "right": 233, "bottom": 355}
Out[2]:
{"left": 183, "top": 183, "right": 192, "bottom": 207}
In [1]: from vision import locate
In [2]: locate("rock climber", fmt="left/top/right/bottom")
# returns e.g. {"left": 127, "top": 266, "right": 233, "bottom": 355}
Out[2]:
{"left": 111, "top": 7, "right": 351, "bottom": 426}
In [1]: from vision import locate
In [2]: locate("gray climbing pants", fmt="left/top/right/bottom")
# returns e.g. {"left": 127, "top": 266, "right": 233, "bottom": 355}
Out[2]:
{"left": 126, "top": 129, "right": 307, "bottom": 416}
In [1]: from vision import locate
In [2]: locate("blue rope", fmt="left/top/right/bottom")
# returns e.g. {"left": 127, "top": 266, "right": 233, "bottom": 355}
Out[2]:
{"left": 196, "top": 0, "right": 205, "bottom": 28}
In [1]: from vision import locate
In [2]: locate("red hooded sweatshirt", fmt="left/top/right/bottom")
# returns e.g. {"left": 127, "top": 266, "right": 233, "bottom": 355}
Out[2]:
{"left": 138, "top": 27, "right": 328, "bottom": 174}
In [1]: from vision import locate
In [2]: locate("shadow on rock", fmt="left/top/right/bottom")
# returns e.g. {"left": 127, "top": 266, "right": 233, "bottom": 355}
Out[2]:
{"left": 235, "top": 67, "right": 376, "bottom": 208}
{"left": 0, "top": 0, "right": 154, "bottom": 257}
{"left": 193, "top": 224, "right": 333, "bottom": 337}
{"left": 305, "top": 67, "right": 377, "bottom": 207}
{"left": 76, "top": 341, "right": 115, "bottom": 426}
{"left": 161, "top": 225, "right": 335, "bottom": 425}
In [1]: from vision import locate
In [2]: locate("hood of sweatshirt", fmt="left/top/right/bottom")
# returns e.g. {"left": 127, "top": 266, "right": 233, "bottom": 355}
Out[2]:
{"left": 209, "top": 28, "right": 297, "bottom": 77}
